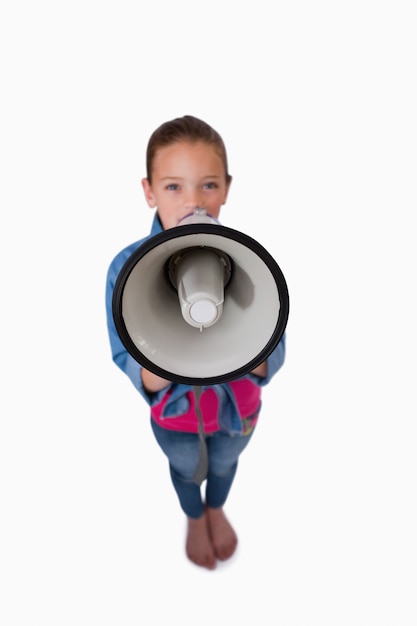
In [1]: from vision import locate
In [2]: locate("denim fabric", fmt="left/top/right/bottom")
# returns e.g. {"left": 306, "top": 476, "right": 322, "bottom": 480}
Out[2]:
{"left": 151, "top": 418, "right": 255, "bottom": 518}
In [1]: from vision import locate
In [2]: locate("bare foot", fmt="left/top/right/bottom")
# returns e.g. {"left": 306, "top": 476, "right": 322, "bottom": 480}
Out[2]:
{"left": 206, "top": 507, "right": 238, "bottom": 561}
{"left": 186, "top": 513, "right": 217, "bottom": 570}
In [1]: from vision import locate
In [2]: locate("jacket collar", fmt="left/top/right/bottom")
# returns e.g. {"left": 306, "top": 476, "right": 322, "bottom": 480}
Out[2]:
{"left": 150, "top": 213, "right": 164, "bottom": 237}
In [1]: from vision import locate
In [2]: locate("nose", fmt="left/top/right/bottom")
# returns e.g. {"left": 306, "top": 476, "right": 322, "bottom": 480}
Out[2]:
{"left": 184, "top": 189, "right": 204, "bottom": 211}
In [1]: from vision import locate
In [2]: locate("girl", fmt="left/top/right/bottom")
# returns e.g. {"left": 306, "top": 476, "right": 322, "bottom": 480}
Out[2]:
{"left": 105, "top": 115, "right": 286, "bottom": 569}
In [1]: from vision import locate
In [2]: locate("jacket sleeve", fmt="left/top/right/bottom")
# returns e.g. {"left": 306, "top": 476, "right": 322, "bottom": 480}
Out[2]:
{"left": 246, "top": 333, "right": 286, "bottom": 387}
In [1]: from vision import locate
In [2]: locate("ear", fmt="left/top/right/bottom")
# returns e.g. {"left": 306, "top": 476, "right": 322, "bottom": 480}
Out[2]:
{"left": 141, "top": 178, "right": 157, "bottom": 208}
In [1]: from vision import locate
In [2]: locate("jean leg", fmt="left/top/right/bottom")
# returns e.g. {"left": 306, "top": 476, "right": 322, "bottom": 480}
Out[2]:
{"left": 150, "top": 419, "right": 205, "bottom": 519}
{"left": 205, "top": 429, "right": 254, "bottom": 509}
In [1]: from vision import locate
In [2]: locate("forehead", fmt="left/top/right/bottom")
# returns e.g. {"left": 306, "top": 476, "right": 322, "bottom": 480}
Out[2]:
{"left": 152, "top": 140, "right": 224, "bottom": 173}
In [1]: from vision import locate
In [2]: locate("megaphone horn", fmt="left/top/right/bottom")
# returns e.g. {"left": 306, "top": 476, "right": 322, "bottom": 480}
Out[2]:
{"left": 112, "top": 209, "right": 289, "bottom": 386}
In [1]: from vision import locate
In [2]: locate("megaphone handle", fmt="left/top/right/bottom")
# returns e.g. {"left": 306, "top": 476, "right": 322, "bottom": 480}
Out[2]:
{"left": 192, "top": 386, "right": 209, "bottom": 486}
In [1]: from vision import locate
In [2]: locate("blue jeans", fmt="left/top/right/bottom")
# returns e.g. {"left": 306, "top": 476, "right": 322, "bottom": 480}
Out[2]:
{"left": 150, "top": 419, "right": 255, "bottom": 519}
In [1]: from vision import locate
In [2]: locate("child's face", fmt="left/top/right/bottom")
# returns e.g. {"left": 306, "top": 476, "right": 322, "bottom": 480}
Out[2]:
{"left": 141, "top": 140, "right": 231, "bottom": 230}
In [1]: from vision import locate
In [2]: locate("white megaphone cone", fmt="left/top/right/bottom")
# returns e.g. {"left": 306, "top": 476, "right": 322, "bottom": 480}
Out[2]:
{"left": 112, "top": 208, "right": 289, "bottom": 386}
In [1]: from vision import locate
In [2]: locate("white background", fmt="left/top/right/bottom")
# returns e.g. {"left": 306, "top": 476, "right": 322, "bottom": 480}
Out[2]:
{"left": 1, "top": 1, "right": 416, "bottom": 624}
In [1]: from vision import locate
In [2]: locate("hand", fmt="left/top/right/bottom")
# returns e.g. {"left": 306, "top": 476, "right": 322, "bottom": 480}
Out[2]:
{"left": 250, "top": 361, "right": 268, "bottom": 378}
{"left": 141, "top": 369, "right": 171, "bottom": 393}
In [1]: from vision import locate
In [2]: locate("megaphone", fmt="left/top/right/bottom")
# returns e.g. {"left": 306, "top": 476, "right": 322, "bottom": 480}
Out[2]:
{"left": 112, "top": 209, "right": 289, "bottom": 386}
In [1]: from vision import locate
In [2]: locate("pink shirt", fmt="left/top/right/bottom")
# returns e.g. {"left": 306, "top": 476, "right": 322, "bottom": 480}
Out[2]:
{"left": 151, "top": 379, "right": 262, "bottom": 435}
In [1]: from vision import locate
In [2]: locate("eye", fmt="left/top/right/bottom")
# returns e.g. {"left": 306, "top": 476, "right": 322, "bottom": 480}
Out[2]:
{"left": 166, "top": 183, "right": 179, "bottom": 191}
{"left": 203, "top": 182, "right": 218, "bottom": 190}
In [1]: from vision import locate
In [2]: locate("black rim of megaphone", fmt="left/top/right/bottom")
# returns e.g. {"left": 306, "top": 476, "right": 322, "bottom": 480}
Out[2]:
{"left": 112, "top": 223, "right": 290, "bottom": 386}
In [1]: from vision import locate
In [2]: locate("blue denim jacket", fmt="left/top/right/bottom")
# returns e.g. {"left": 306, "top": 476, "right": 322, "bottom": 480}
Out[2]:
{"left": 105, "top": 214, "right": 286, "bottom": 434}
